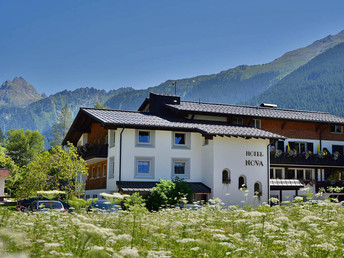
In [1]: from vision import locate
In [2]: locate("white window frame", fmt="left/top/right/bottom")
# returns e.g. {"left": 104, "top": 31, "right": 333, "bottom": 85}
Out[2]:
{"left": 171, "top": 158, "right": 190, "bottom": 179}
{"left": 172, "top": 132, "right": 191, "bottom": 149}
{"left": 135, "top": 157, "right": 155, "bottom": 178}
{"left": 270, "top": 167, "right": 284, "bottom": 179}
{"left": 252, "top": 119, "right": 261, "bottom": 129}
{"left": 103, "top": 164, "right": 107, "bottom": 178}
{"left": 91, "top": 167, "right": 95, "bottom": 179}
{"left": 109, "top": 157, "right": 115, "bottom": 179}
{"left": 136, "top": 130, "right": 155, "bottom": 147}
{"left": 331, "top": 125, "right": 344, "bottom": 133}
{"left": 109, "top": 130, "right": 116, "bottom": 148}
{"left": 97, "top": 165, "right": 101, "bottom": 178}
{"left": 233, "top": 118, "right": 243, "bottom": 125}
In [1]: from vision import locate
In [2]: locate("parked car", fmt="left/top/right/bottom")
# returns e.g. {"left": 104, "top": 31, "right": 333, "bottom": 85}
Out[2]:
{"left": 87, "top": 199, "right": 121, "bottom": 213}
{"left": 28, "top": 200, "right": 67, "bottom": 212}
{"left": 16, "top": 197, "right": 48, "bottom": 211}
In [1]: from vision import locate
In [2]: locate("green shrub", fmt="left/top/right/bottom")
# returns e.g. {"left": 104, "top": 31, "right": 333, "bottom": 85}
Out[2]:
{"left": 146, "top": 177, "right": 193, "bottom": 211}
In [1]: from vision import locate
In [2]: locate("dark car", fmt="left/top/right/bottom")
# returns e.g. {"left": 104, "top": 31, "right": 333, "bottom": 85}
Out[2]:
{"left": 28, "top": 200, "right": 66, "bottom": 212}
{"left": 88, "top": 199, "right": 121, "bottom": 213}
{"left": 16, "top": 197, "right": 48, "bottom": 211}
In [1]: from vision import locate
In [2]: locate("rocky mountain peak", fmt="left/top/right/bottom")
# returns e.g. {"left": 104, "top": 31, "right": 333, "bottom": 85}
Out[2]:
{"left": 0, "top": 77, "right": 45, "bottom": 107}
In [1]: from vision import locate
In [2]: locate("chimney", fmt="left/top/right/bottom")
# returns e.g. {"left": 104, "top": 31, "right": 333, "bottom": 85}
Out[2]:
{"left": 149, "top": 92, "right": 180, "bottom": 115}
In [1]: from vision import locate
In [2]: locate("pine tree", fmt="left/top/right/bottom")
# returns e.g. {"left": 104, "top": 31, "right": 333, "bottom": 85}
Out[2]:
{"left": 49, "top": 104, "right": 72, "bottom": 147}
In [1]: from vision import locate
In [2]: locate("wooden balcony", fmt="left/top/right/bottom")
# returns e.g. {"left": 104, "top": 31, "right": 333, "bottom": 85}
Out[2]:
{"left": 270, "top": 152, "right": 344, "bottom": 167}
{"left": 78, "top": 144, "right": 108, "bottom": 160}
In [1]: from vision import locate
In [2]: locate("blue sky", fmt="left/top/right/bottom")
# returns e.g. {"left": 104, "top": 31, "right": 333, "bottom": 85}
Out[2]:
{"left": 1, "top": 0, "right": 344, "bottom": 95}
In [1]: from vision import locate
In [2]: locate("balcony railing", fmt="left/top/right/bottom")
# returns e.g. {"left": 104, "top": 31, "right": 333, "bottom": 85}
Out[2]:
{"left": 77, "top": 144, "right": 108, "bottom": 160}
{"left": 270, "top": 152, "right": 344, "bottom": 166}
{"left": 315, "top": 181, "right": 344, "bottom": 193}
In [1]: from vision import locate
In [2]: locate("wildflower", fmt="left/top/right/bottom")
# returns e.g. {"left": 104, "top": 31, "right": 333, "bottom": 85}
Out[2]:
{"left": 213, "top": 234, "right": 229, "bottom": 241}
{"left": 311, "top": 243, "right": 338, "bottom": 252}
{"left": 190, "top": 247, "right": 200, "bottom": 251}
{"left": 119, "top": 247, "right": 139, "bottom": 257}
{"left": 147, "top": 250, "right": 172, "bottom": 257}
{"left": 176, "top": 238, "right": 196, "bottom": 243}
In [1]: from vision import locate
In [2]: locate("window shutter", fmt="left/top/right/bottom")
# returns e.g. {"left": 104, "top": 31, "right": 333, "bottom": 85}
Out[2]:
{"left": 277, "top": 141, "right": 284, "bottom": 152}
{"left": 307, "top": 143, "right": 314, "bottom": 153}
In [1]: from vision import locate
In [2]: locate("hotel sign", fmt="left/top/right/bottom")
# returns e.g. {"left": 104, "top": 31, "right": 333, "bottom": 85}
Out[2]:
{"left": 245, "top": 151, "right": 264, "bottom": 166}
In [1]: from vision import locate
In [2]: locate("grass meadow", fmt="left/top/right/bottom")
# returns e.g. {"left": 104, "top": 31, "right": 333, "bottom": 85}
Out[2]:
{"left": 0, "top": 198, "right": 344, "bottom": 257}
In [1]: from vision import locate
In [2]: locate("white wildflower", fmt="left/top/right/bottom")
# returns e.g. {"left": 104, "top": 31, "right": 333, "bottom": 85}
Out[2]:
{"left": 213, "top": 234, "right": 229, "bottom": 241}
{"left": 119, "top": 247, "right": 139, "bottom": 257}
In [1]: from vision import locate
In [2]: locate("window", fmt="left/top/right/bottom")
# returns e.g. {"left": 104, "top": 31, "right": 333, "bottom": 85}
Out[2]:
{"left": 233, "top": 118, "right": 243, "bottom": 125}
{"left": 238, "top": 176, "right": 246, "bottom": 189}
{"left": 331, "top": 125, "right": 343, "bottom": 133}
{"left": 139, "top": 131, "right": 150, "bottom": 143}
{"left": 171, "top": 158, "right": 190, "bottom": 178}
{"left": 138, "top": 161, "right": 150, "bottom": 173}
{"left": 93, "top": 194, "right": 97, "bottom": 199}
{"left": 175, "top": 133, "right": 185, "bottom": 145}
{"left": 251, "top": 119, "right": 261, "bottom": 129}
{"left": 172, "top": 132, "right": 190, "bottom": 148}
{"left": 136, "top": 130, "right": 154, "bottom": 147}
{"left": 270, "top": 168, "right": 284, "bottom": 179}
{"left": 135, "top": 157, "right": 154, "bottom": 178}
{"left": 333, "top": 145, "right": 344, "bottom": 155}
{"left": 254, "top": 182, "right": 262, "bottom": 196}
{"left": 103, "top": 164, "right": 107, "bottom": 178}
{"left": 109, "top": 157, "right": 115, "bottom": 179}
{"left": 91, "top": 167, "right": 95, "bottom": 179}
{"left": 85, "top": 195, "right": 90, "bottom": 199}
{"left": 222, "top": 169, "right": 231, "bottom": 184}
{"left": 286, "top": 169, "right": 295, "bottom": 179}
{"left": 110, "top": 130, "right": 116, "bottom": 148}
{"left": 97, "top": 165, "right": 100, "bottom": 178}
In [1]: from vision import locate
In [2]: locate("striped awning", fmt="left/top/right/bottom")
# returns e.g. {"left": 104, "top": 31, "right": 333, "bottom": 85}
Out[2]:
{"left": 270, "top": 179, "right": 304, "bottom": 190}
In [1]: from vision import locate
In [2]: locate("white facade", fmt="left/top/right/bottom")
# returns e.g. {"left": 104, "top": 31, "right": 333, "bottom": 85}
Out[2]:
{"left": 83, "top": 128, "right": 271, "bottom": 205}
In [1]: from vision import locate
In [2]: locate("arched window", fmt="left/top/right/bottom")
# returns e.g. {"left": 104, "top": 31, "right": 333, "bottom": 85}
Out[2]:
{"left": 254, "top": 181, "right": 262, "bottom": 196}
{"left": 238, "top": 176, "right": 246, "bottom": 189}
{"left": 222, "top": 169, "right": 231, "bottom": 184}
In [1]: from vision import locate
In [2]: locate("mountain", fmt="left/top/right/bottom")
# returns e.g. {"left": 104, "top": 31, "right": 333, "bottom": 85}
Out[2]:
{"left": 2, "top": 30, "right": 344, "bottom": 142}
{"left": 0, "top": 86, "right": 134, "bottom": 136}
{"left": 0, "top": 77, "right": 45, "bottom": 107}
{"left": 244, "top": 41, "right": 344, "bottom": 115}
{"left": 104, "top": 30, "right": 344, "bottom": 110}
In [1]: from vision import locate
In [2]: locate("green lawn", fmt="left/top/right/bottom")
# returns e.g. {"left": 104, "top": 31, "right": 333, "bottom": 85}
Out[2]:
{"left": 0, "top": 199, "right": 344, "bottom": 257}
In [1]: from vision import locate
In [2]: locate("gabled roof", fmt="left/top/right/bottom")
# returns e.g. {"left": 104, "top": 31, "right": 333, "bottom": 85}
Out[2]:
{"left": 165, "top": 101, "right": 344, "bottom": 124}
{"left": 63, "top": 107, "right": 285, "bottom": 145}
{"left": 82, "top": 108, "right": 284, "bottom": 138}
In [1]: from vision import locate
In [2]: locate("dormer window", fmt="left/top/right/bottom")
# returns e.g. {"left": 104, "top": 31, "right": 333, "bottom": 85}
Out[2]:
{"left": 233, "top": 118, "right": 243, "bottom": 125}
{"left": 331, "top": 125, "right": 343, "bottom": 133}
{"left": 251, "top": 119, "right": 261, "bottom": 129}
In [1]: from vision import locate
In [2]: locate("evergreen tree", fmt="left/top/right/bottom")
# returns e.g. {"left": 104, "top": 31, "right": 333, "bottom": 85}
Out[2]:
{"left": 49, "top": 104, "right": 72, "bottom": 147}
{"left": 0, "top": 127, "right": 6, "bottom": 147}
{"left": 94, "top": 100, "right": 106, "bottom": 109}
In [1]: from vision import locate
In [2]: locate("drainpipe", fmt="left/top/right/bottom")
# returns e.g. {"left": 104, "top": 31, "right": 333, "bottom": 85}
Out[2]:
{"left": 119, "top": 127, "right": 125, "bottom": 182}
{"left": 267, "top": 142, "right": 271, "bottom": 204}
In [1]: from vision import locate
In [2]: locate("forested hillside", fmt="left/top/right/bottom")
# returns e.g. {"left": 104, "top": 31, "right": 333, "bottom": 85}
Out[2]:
{"left": 245, "top": 42, "right": 344, "bottom": 115}
{"left": 1, "top": 30, "right": 344, "bottom": 141}
{"left": 105, "top": 30, "right": 344, "bottom": 110}
{"left": 0, "top": 86, "right": 134, "bottom": 135}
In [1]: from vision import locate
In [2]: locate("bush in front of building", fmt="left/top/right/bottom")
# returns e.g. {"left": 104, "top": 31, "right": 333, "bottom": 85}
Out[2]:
{"left": 146, "top": 177, "right": 193, "bottom": 211}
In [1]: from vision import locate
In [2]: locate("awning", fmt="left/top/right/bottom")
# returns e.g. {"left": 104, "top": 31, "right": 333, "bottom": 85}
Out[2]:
{"left": 270, "top": 179, "right": 304, "bottom": 190}
{"left": 117, "top": 181, "right": 211, "bottom": 194}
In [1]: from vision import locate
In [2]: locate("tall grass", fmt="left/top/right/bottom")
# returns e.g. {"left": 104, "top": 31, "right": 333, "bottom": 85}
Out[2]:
{"left": 0, "top": 199, "right": 344, "bottom": 257}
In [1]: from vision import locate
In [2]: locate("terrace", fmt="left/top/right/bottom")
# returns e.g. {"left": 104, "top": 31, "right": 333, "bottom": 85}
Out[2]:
{"left": 77, "top": 144, "right": 108, "bottom": 160}
{"left": 270, "top": 151, "right": 344, "bottom": 166}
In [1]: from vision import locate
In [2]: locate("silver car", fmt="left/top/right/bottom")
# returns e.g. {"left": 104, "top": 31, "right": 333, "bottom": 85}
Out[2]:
{"left": 29, "top": 200, "right": 66, "bottom": 212}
